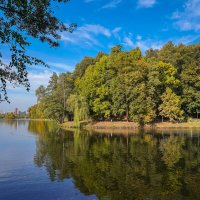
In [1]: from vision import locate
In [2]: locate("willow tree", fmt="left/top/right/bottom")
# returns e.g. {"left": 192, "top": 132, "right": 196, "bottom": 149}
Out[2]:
{"left": 67, "top": 94, "right": 89, "bottom": 127}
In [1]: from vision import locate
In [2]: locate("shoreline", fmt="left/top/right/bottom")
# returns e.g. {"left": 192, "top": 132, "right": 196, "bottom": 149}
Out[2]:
{"left": 61, "top": 121, "right": 200, "bottom": 130}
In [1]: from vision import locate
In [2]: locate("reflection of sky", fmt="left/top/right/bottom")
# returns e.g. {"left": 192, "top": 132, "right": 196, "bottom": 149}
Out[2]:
{"left": 0, "top": 121, "right": 98, "bottom": 200}
{"left": 1, "top": 0, "right": 200, "bottom": 112}
{"left": 0, "top": 121, "right": 36, "bottom": 174}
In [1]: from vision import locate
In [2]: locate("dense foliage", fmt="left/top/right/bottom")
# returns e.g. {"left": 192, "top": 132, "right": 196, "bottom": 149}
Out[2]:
{"left": 0, "top": 0, "right": 76, "bottom": 102}
{"left": 29, "top": 42, "right": 200, "bottom": 125}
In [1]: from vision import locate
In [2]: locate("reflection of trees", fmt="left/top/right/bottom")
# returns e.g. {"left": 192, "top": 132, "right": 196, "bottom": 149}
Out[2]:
{"left": 28, "top": 120, "right": 58, "bottom": 135}
{"left": 29, "top": 121, "right": 200, "bottom": 200}
{"left": 1, "top": 119, "right": 27, "bottom": 129}
{"left": 159, "top": 136, "right": 184, "bottom": 167}
{"left": 161, "top": 167, "right": 183, "bottom": 197}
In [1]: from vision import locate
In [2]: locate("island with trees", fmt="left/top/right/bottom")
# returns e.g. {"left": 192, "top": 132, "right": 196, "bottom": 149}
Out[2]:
{"left": 28, "top": 42, "right": 200, "bottom": 129}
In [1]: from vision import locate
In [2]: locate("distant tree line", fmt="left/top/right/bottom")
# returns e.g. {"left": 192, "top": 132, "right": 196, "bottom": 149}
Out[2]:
{"left": 0, "top": 112, "right": 28, "bottom": 119}
{"left": 28, "top": 42, "right": 200, "bottom": 125}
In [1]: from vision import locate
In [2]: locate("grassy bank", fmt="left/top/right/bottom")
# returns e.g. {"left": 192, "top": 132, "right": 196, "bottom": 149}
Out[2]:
{"left": 61, "top": 120, "right": 200, "bottom": 130}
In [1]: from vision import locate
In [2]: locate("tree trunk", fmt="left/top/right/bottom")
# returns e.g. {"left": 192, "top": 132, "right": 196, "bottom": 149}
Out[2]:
{"left": 126, "top": 106, "right": 129, "bottom": 122}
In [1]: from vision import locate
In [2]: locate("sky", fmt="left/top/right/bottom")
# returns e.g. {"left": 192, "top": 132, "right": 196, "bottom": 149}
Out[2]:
{"left": 0, "top": 0, "right": 200, "bottom": 112}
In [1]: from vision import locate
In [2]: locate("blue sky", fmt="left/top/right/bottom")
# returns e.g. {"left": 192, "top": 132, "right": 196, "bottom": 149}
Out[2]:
{"left": 1, "top": 0, "right": 200, "bottom": 112}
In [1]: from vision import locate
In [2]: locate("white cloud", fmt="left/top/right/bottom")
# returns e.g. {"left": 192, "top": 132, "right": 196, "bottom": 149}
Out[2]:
{"left": 135, "top": 39, "right": 163, "bottom": 51}
{"left": 83, "top": 24, "right": 111, "bottom": 37}
{"left": 174, "top": 35, "right": 199, "bottom": 45}
{"left": 137, "top": 0, "right": 156, "bottom": 8}
{"left": 28, "top": 70, "right": 52, "bottom": 92}
{"left": 124, "top": 35, "right": 134, "bottom": 48}
{"left": 112, "top": 27, "right": 122, "bottom": 40}
{"left": 0, "top": 70, "right": 53, "bottom": 112}
{"left": 101, "top": 0, "right": 122, "bottom": 9}
{"left": 111, "top": 34, "right": 162, "bottom": 53}
{"left": 172, "top": 0, "right": 200, "bottom": 32}
{"left": 5, "top": 70, "right": 52, "bottom": 94}
{"left": 123, "top": 33, "right": 199, "bottom": 53}
{"left": 136, "top": 35, "right": 142, "bottom": 40}
{"left": 47, "top": 62, "right": 73, "bottom": 72}
{"left": 112, "top": 27, "right": 122, "bottom": 33}
{"left": 61, "top": 24, "right": 118, "bottom": 47}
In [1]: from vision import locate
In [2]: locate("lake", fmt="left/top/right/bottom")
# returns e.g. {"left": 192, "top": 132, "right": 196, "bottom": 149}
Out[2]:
{"left": 0, "top": 120, "right": 200, "bottom": 200}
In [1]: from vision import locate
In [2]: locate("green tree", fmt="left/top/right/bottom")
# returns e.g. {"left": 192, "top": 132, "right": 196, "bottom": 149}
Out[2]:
{"left": 145, "top": 48, "right": 158, "bottom": 59}
{"left": 155, "top": 42, "right": 200, "bottom": 117}
{"left": 159, "top": 88, "right": 183, "bottom": 122}
{"left": 128, "top": 60, "right": 178, "bottom": 125}
{"left": 5, "top": 112, "right": 15, "bottom": 119}
{"left": 158, "top": 41, "right": 177, "bottom": 65}
{"left": 110, "top": 48, "right": 142, "bottom": 121}
{"left": 77, "top": 55, "right": 113, "bottom": 119}
{"left": 29, "top": 72, "right": 74, "bottom": 122}
{"left": 181, "top": 61, "right": 200, "bottom": 116}
{"left": 110, "top": 44, "right": 122, "bottom": 55}
{"left": 67, "top": 94, "right": 89, "bottom": 127}
{"left": 44, "top": 73, "right": 74, "bottom": 122}
{"left": 35, "top": 85, "right": 46, "bottom": 103}
{"left": 73, "top": 56, "right": 95, "bottom": 79}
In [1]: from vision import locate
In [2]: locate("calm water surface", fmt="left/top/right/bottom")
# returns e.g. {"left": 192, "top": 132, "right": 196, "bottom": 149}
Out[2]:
{"left": 0, "top": 120, "right": 200, "bottom": 200}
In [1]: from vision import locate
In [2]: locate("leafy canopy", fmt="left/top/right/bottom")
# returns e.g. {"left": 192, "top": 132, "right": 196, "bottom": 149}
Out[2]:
{"left": 29, "top": 42, "right": 200, "bottom": 124}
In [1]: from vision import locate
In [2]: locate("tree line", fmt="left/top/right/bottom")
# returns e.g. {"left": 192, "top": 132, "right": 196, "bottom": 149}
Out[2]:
{"left": 0, "top": 112, "right": 28, "bottom": 119}
{"left": 28, "top": 42, "right": 200, "bottom": 125}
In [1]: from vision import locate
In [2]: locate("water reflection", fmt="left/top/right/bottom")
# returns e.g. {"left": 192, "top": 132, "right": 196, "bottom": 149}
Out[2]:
{"left": 159, "top": 137, "right": 184, "bottom": 168}
{"left": 0, "top": 119, "right": 28, "bottom": 129}
{"left": 27, "top": 121, "right": 200, "bottom": 200}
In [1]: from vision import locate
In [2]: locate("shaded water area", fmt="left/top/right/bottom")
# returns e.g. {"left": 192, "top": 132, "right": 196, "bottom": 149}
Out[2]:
{"left": 0, "top": 120, "right": 200, "bottom": 200}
